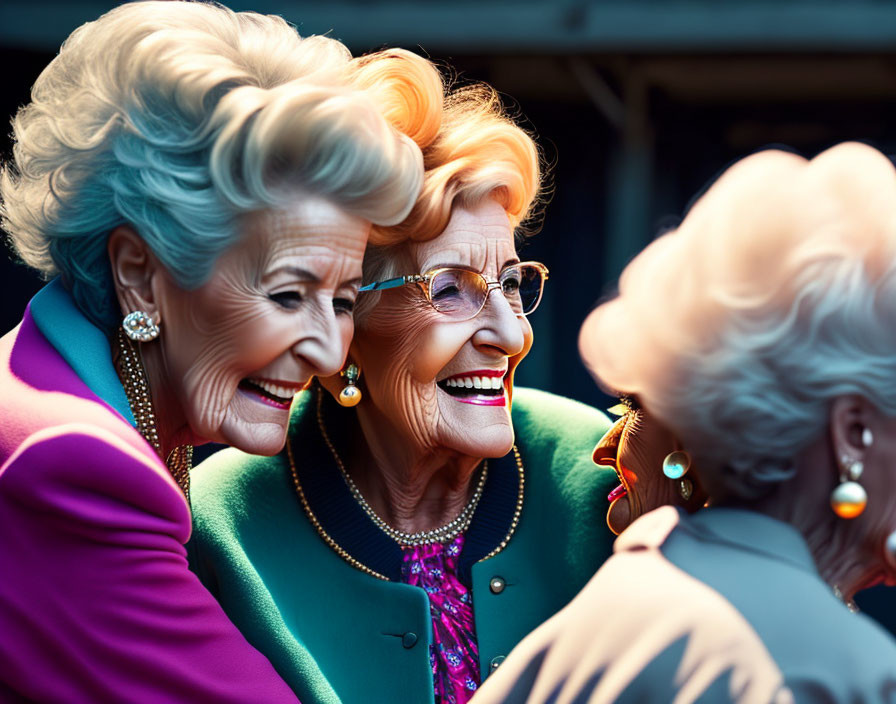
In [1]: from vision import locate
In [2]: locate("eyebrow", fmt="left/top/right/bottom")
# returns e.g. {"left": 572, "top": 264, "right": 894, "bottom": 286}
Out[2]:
{"left": 423, "top": 259, "right": 522, "bottom": 274}
{"left": 263, "top": 266, "right": 320, "bottom": 284}
{"left": 263, "top": 267, "right": 362, "bottom": 290}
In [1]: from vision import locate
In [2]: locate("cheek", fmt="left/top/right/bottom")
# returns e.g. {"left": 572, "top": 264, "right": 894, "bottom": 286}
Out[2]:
{"left": 359, "top": 300, "right": 447, "bottom": 387}
{"left": 356, "top": 308, "right": 464, "bottom": 446}
{"left": 407, "top": 321, "right": 471, "bottom": 383}
{"left": 620, "top": 446, "right": 677, "bottom": 512}
{"left": 166, "top": 293, "right": 292, "bottom": 429}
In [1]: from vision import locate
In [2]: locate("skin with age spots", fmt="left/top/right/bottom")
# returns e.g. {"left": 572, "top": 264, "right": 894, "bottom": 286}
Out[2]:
{"left": 594, "top": 405, "right": 705, "bottom": 536}
{"left": 321, "top": 198, "right": 532, "bottom": 534}
{"left": 121, "top": 196, "right": 368, "bottom": 458}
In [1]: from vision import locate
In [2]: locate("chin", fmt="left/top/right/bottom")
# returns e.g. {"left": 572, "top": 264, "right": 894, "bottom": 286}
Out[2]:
{"left": 221, "top": 420, "right": 289, "bottom": 456}
{"left": 452, "top": 425, "right": 515, "bottom": 460}
{"left": 607, "top": 496, "right": 635, "bottom": 536}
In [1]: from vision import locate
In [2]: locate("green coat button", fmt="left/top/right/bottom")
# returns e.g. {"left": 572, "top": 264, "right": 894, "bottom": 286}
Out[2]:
{"left": 490, "top": 655, "right": 506, "bottom": 671}
{"left": 402, "top": 632, "right": 418, "bottom": 649}
{"left": 489, "top": 576, "right": 506, "bottom": 594}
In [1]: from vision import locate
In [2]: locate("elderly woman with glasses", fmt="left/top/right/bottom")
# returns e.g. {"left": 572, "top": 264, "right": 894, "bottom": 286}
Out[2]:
{"left": 187, "top": 79, "right": 619, "bottom": 704}
{"left": 474, "top": 143, "right": 896, "bottom": 703}
{"left": 0, "top": 2, "right": 428, "bottom": 700}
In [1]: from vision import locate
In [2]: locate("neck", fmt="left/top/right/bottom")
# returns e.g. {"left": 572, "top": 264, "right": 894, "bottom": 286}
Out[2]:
{"left": 342, "top": 406, "right": 482, "bottom": 535}
{"left": 743, "top": 442, "right": 878, "bottom": 600}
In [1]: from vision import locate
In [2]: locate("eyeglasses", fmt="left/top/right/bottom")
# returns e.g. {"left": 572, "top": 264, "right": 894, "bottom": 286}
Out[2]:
{"left": 359, "top": 261, "right": 549, "bottom": 321}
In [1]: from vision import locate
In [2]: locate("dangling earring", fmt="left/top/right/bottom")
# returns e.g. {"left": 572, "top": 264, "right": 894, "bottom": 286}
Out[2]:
{"left": 884, "top": 531, "right": 896, "bottom": 571}
{"left": 337, "top": 363, "right": 362, "bottom": 407}
{"left": 662, "top": 451, "right": 691, "bottom": 479}
{"left": 122, "top": 310, "right": 160, "bottom": 342}
{"left": 830, "top": 453, "right": 867, "bottom": 519}
{"left": 663, "top": 451, "right": 693, "bottom": 501}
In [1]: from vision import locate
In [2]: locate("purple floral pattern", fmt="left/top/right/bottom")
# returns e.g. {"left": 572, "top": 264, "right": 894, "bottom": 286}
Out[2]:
{"left": 401, "top": 534, "right": 479, "bottom": 703}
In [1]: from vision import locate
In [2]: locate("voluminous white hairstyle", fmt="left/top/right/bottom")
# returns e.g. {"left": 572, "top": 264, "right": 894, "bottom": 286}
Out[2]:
{"left": 580, "top": 142, "right": 896, "bottom": 500}
{"left": 1, "top": 1, "right": 423, "bottom": 330}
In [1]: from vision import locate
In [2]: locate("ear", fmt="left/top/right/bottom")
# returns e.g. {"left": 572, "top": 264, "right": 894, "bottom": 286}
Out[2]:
{"left": 829, "top": 395, "right": 875, "bottom": 475}
{"left": 107, "top": 226, "right": 163, "bottom": 324}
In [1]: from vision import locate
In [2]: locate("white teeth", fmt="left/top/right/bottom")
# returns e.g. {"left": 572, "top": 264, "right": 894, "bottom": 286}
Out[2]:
{"left": 441, "top": 374, "right": 506, "bottom": 391}
{"left": 249, "top": 378, "right": 298, "bottom": 400}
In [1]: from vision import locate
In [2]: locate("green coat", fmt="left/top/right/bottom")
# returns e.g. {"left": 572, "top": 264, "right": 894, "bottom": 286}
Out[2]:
{"left": 188, "top": 387, "right": 617, "bottom": 703}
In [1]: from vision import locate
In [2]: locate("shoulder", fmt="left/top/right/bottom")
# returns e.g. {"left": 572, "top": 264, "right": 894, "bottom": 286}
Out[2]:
{"left": 191, "top": 446, "right": 289, "bottom": 528}
{"left": 511, "top": 387, "right": 616, "bottom": 498}
{"left": 192, "top": 446, "right": 287, "bottom": 499}
{"left": 652, "top": 509, "right": 896, "bottom": 698}
{"left": 477, "top": 508, "right": 788, "bottom": 703}
{"left": 1, "top": 422, "right": 189, "bottom": 540}
{"left": 0, "top": 311, "right": 145, "bottom": 469}
{"left": 512, "top": 386, "right": 612, "bottom": 444}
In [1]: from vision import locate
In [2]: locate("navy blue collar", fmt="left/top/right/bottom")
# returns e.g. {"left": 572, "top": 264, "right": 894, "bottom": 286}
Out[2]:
{"left": 29, "top": 279, "right": 135, "bottom": 426}
{"left": 289, "top": 387, "right": 522, "bottom": 585}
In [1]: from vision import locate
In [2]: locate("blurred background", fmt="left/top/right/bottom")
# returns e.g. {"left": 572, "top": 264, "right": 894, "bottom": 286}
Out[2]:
{"left": 3, "top": 0, "right": 896, "bottom": 621}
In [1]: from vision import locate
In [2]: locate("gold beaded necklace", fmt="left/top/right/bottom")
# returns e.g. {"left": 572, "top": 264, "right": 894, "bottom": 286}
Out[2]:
{"left": 286, "top": 388, "right": 526, "bottom": 578}
{"left": 316, "top": 391, "right": 488, "bottom": 546}
{"left": 116, "top": 328, "right": 192, "bottom": 501}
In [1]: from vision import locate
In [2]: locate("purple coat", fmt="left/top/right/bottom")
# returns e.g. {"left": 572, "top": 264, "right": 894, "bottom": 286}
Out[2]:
{"left": 0, "top": 281, "right": 297, "bottom": 703}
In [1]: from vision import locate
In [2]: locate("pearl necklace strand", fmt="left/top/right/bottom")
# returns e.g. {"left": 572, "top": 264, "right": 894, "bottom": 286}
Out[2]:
{"left": 315, "top": 389, "right": 487, "bottom": 547}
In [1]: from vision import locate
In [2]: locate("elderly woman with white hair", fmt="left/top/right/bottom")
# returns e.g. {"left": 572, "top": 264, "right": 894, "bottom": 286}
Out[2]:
{"left": 0, "top": 2, "right": 428, "bottom": 700}
{"left": 474, "top": 142, "right": 896, "bottom": 702}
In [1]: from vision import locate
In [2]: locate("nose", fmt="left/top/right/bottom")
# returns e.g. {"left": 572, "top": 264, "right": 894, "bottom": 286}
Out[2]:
{"left": 593, "top": 416, "right": 627, "bottom": 466}
{"left": 290, "top": 305, "right": 351, "bottom": 378}
{"left": 473, "top": 287, "right": 527, "bottom": 356}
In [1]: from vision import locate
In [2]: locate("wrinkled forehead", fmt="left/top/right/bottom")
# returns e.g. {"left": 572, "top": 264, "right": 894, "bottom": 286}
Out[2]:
{"left": 236, "top": 197, "right": 368, "bottom": 265}
{"left": 410, "top": 200, "right": 517, "bottom": 273}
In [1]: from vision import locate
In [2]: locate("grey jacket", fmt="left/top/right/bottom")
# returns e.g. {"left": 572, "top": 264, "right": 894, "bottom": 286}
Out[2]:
{"left": 474, "top": 506, "right": 896, "bottom": 703}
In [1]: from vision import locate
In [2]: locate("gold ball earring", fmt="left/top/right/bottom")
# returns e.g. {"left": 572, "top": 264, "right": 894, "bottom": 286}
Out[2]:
{"left": 830, "top": 454, "right": 867, "bottom": 519}
{"left": 337, "top": 363, "right": 362, "bottom": 407}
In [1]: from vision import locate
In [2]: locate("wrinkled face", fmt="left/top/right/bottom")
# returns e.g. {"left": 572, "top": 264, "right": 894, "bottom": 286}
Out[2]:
{"left": 352, "top": 199, "right": 533, "bottom": 459}
{"left": 155, "top": 196, "right": 368, "bottom": 455}
{"left": 594, "top": 403, "right": 705, "bottom": 535}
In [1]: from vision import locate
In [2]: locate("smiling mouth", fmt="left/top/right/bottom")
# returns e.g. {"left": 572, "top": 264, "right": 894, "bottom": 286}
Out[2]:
{"left": 238, "top": 377, "right": 301, "bottom": 410}
{"left": 437, "top": 372, "right": 507, "bottom": 406}
{"left": 607, "top": 482, "right": 628, "bottom": 502}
